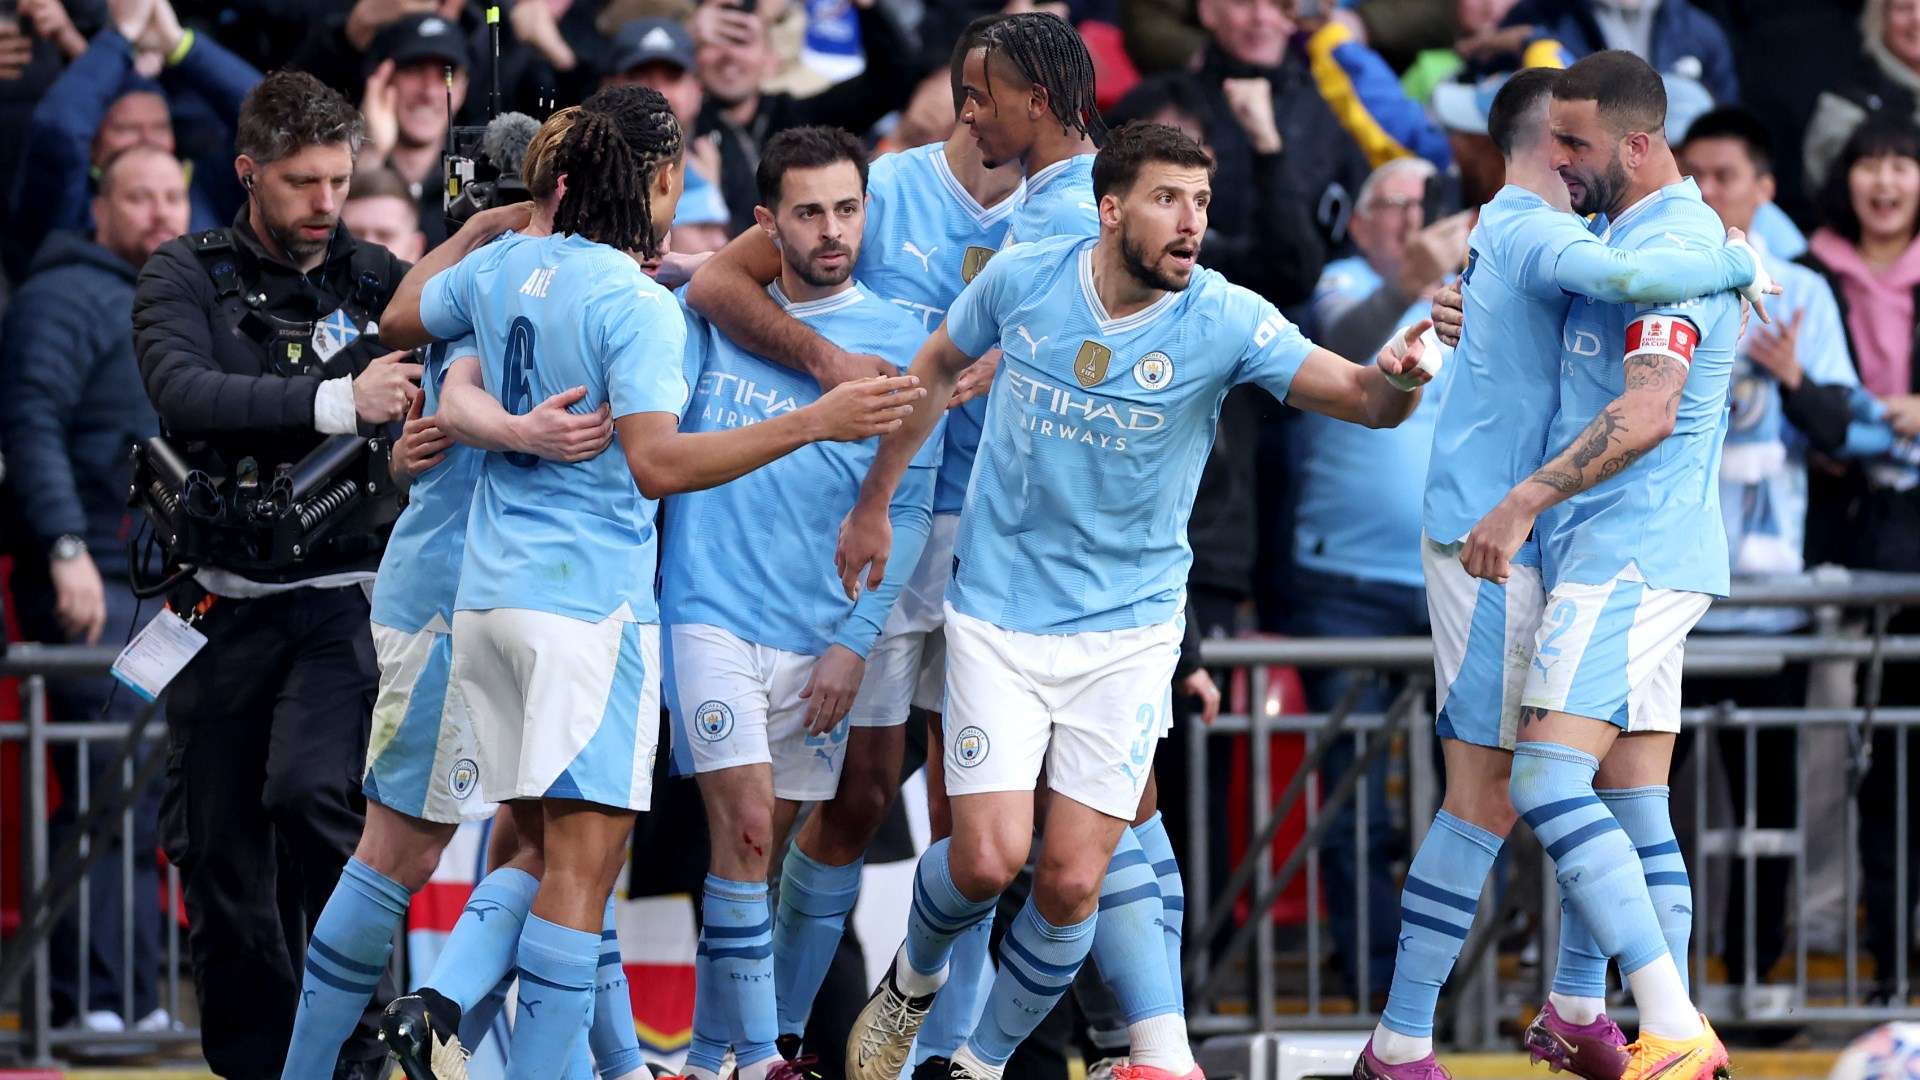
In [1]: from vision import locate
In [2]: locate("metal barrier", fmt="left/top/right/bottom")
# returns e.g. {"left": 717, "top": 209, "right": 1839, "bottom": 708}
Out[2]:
{"left": 1182, "top": 569, "right": 1920, "bottom": 1046}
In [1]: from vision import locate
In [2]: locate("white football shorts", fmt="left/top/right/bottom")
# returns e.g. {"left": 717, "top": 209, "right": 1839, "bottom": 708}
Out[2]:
{"left": 1519, "top": 565, "right": 1712, "bottom": 734}
{"left": 664, "top": 623, "right": 851, "bottom": 801}
{"left": 1422, "top": 536, "right": 1547, "bottom": 751}
{"left": 363, "top": 618, "right": 494, "bottom": 824}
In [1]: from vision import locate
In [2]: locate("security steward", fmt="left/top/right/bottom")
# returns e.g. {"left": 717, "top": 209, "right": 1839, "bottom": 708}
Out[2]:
{"left": 131, "top": 71, "right": 418, "bottom": 1080}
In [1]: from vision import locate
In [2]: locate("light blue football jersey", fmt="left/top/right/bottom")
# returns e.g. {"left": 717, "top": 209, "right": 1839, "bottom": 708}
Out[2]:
{"left": 945, "top": 234, "right": 1317, "bottom": 634}
{"left": 1424, "top": 184, "right": 1759, "bottom": 564}
{"left": 661, "top": 282, "right": 941, "bottom": 657}
{"left": 1002, "top": 153, "right": 1098, "bottom": 248}
{"left": 420, "top": 231, "right": 690, "bottom": 623}
{"left": 1538, "top": 180, "right": 1741, "bottom": 597}
{"left": 858, "top": 141, "right": 1022, "bottom": 515}
{"left": 368, "top": 333, "right": 482, "bottom": 633}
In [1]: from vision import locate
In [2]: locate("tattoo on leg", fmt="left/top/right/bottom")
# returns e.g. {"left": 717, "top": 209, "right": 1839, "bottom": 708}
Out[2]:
{"left": 1519, "top": 706, "right": 1549, "bottom": 731}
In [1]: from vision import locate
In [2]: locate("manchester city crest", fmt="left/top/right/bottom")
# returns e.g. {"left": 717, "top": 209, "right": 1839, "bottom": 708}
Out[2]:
{"left": 447, "top": 758, "right": 479, "bottom": 799}
{"left": 1134, "top": 351, "right": 1174, "bottom": 391}
{"left": 695, "top": 701, "right": 734, "bottom": 742}
{"left": 954, "top": 725, "right": 991, "bottom": 768}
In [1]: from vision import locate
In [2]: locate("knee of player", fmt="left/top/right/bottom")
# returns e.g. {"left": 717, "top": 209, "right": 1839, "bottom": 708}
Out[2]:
{"left": 1032, "top": 851, "right": 1107, "bottom": 919}
{"left": 711, "top": 802, "right": 778, "bottom": 864}
{"left": 825, "top": 770, "right": 896, "bottom": 838}
{"left": 946, "top": 833, "right": 1023, "bottom": 900}
{"left": 1444, "top": 787, "right": 1518, "bottom": 837}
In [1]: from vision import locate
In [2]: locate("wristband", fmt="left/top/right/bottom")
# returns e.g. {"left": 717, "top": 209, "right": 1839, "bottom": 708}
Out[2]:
{"left": 167, "top": 29, "right": 195, "bottom": 67}
{"left": 1382, "top": 326, "right": 1443, "bottom": 391}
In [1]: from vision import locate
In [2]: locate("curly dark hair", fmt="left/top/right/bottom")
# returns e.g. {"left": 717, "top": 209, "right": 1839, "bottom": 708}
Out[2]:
{"left": 554, "top": 85, "right": 683, "bottom": 257}
{"left": 980, "top": 12, "right": 1107, "bottom": 147}
{"left": 1092, "top": 121, "right": 1213, "bottom": 201}
{"left": 235, "top": 70, "right": 364, "bottom": 165}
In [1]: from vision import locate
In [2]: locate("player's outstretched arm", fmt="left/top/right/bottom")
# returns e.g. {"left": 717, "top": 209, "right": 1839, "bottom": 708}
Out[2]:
{"left": 1284, "top": 321, "right": 1436, "bottom": 429}
{"left": 837, "top": 326, "right": 974, "bottom": 599}
{"left": 1460, "top": 326, "right": 1694, "bottom": 583}
{"left": 435, "top": 356, "right": 614, "bottom": 460}
{"left": 616, "top": 374, "right": 925, "bottom": 500}
{"left": 379, "top": 202, "right": 534, "bottom": 348}
{"left": 684, "top": 228, "right": 896, "bottom": 388}
{"left": 1554, "top": 229, "right": 1775, "bottom": 318}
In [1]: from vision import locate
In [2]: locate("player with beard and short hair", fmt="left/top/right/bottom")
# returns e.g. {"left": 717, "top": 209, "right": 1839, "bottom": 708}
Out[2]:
{"left": 659, "top": 124, "right": 941, "bottom": 1080}
{"left": 1459, "top": 49, "right": 1742, "bottom": 1080}
{"left": 835, "top": 122, "right": 1439, "bottom": 1080}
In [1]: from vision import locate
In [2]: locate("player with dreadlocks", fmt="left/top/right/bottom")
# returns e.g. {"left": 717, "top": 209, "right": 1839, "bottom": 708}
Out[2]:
{"left": 962, "top": 11, "right": 1105, "bottom": 248}
{"left": 373, "top": 85, "right": 926, "bottom": 1080}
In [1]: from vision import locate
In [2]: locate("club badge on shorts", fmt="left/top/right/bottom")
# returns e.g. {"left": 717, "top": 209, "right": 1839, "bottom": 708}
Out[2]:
{"left": 447, "top": 758, "right": 479, "bottom": 799}
{"left": 954, "top": 725, "right": 990, "bottom": 767}
{"left": 695, "top": 701, "right": 734, "bottom": 741}
{"left": 1074, "top": 340, "right": 1111, "bottom": 388}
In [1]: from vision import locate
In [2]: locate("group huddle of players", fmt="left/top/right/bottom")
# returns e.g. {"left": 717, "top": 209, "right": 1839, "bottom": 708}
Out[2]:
{"left": 269, "top": 11, "right": 1776, "bottom": 1080}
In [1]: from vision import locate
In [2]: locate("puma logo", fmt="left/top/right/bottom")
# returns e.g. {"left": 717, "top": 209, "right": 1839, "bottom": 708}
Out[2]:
{"left": 1015, "top": 324, "right": 1049, "bottom": 357}
{"left": 902, "top": 240, "right": 938, "bottom": 273}
{"left": 464, "top": 900, "right": 505, "bottom": 921}
{"left": 520, "top": 997, "right": 541, "bottom": 1017}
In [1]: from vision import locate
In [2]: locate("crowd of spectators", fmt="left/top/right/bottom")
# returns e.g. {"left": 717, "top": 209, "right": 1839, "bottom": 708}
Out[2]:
{"left": 2, "top": 0, "right": 1920, "bottom": 1056}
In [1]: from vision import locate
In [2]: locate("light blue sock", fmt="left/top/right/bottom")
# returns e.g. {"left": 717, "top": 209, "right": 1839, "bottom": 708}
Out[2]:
{"left": 565, "top": 1009, "right": 596, "bottom": 1080}
{"left": 1131, "top": 813, "right": 1185, "bottom": 1014}
{"left": 457, "top": 976, "right": 513, "bottom": 1054}
{"left": 912, "top": 917, "right": 992, "bottom": 1065}
{"left": 698, "top": 875, "right": 779, "bottom": 1071}
{"left": 774, "top": 845, "right": 864, "bottom": 1038}
{"left": 906, "top": 839, "right": 998, "bottom": 978}
{"left": 504, "top": 915, "right": 599, "bottom": 1080}
{"left": 1554, "top": 897, "right": 1611, "bottom": 999}
{"left": 686, "top": 911, "right": 730, "bottom": 1076}
{"left": 281, "top": 858, "right": 412, "bottom": 1080}
{"left": 428, "top": 867, "right": 541, "bottom": 1012}
{"left": 1510, "top": 744, "right": 1667, "bottom": 978}
{"left": 1379, "top": 810, "right": 1503, "bottom": 1037}
{"left": 967, "top": 898, "right": 1097, "bottom": 1067}
{"left": 592, "top": 897, "right": 645, "bottom": 1079}
{"left": 1601, "top": 785, "right": 1693, "bottom": 993}
{"left": 1090, "top": 829, "right": 1177, "bottom": 1023}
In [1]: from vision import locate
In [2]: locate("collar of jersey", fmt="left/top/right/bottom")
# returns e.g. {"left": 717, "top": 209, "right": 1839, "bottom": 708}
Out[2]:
{"left": 1025, "top": 154, "right": 1094, "bottom": 198}
{"left": 767, "top": 280, "right": 864, "bottom": 317}
{"left": 933, "top": 145, "right": 1024, "bottom": 227}
{"left": 1600, "top": 178, "right": 1698, "bottom": 242}
{"left": 1077, "top": 244, "right": 1178, "bottom": 334}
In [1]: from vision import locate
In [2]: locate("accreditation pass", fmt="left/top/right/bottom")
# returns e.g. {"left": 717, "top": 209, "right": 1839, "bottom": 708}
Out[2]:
{"left": 111, "top": 610, "right": 209, "bottom": 701}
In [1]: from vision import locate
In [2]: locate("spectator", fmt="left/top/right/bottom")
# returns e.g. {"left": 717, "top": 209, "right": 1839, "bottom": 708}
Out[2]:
{"left": 1428, "top": 74, "right": 1510, "bottom": 212}
{"left": 1501, "top": 0, "right": 1739, "bottom": 104}
{"left": 1291, "top": 155, "right": 1462, "bottom": 1006}
{"left": 0, "top": 0, "right": 101, "bottom": 274}
{"left": 1396, "top": 0, "right": 1531, "bottom": 103}
{"left": 1171, "top": 0, "right": 1371, "bottom": 253}
{"left": 6, "top": 0, "right": 258, "bottom": 280}
{"left": 359, "top": 12, "right": 469, "bottom": 250}
{"left": 340, "top": 163, "right": 425, "bottom": 262}
{"left": 604, "top": 16, "right": 731, "bottom": 252}
{"left": 1678, "top": 106, "right": 1862, "bottom": 989}
{"left": 0, "top": 145, "right": 188, "bottom": 1041}
{"left": 1805, "top": 0, "right": 1920, "bottom": 199}
{"left": 492, "top": 0, "right": 614, "bottom": 115}
{"left": 1798, "top": 115, "right": 1920, "bottom": 1003}
{"left": 689, "top": 0, "right": 927, "bottom": 237}
{"left": 1298, "top": 10, "right": 1454, "bottom": 171}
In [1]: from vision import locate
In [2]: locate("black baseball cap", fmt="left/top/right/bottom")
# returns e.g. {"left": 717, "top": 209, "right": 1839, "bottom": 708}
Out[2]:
{"left": 373, "top": 13, "right": 471, "bottom": 72}
{"left": 610, "top": 18, "right": 696, "bottom": 76}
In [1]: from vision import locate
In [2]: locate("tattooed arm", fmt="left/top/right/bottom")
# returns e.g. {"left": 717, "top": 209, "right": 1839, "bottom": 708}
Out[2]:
{"left": 1458, "top": 343, "right": 1691, "bottom": 583}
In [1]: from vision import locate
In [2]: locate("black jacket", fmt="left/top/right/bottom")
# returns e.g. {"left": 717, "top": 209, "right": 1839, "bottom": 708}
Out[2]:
{"left": 0, "top": 231, "right": 157, "bottom": 565}
{"left": 132, "top": 208, "right": 408, "bottom": 578}
{"left": 697, "top": 1, "right": 920, "bottom": 238}
{"left": 1178, "top": 43, "right": 1371, "bottom": 258}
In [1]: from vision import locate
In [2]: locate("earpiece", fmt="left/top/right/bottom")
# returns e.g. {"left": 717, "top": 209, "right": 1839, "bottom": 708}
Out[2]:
{"left": 242, "top": 173, "right": 255, "bottom": 191}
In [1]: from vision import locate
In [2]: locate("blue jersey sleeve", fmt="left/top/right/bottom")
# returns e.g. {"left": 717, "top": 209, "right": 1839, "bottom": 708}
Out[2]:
{"left": 1229, "top": 287, "right": 1316, "bottom": 400}
{"left": 420, "top": 256, "right": 480, "bottom": 341}
{"left": 1547, "top": 235, "right": 1754, "bottom": 305}
{"left": 834, "top": 455, "right": 937, "bottom": 657}
{"left": 600, "top": 278, "right": 691, "bottom": 420}
{"left": 944, "top": 249, "right": 1020, "bottom": 357}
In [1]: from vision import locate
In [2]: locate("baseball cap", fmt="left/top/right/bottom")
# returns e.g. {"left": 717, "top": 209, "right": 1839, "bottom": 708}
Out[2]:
{"left": 372, "top": 13, "right": 470, "bottom": 72}
{"left": 611, "top": 18, "right": 696, "bottom": 76}
{"left": 1430, "top": 74, "right": 1508, "bottom": 136}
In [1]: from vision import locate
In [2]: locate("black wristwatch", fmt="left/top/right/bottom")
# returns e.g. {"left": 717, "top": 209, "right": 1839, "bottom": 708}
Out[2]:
{"left": 49, "top": 535, "right": 87, "bottom": 562}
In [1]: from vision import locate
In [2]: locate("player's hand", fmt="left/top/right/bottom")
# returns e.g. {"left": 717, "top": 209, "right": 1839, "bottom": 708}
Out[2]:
{"left": 460, "top": 200, "right": 536, "bottom": 244}
{"left": 512, "top": 385, "right": 614, "bottom": 461}
{"left": 1724, "top": 227, "right": 1779, "bottom": 324}
{"left": 1179, "top": 668, "right": 1221, "bottom": 726}
{"left": 1431, "top": 278, "right": 1464, "bottom": 347}
{"left": 354, "top": 350, "right": 423, "bottom": 424}
{"left": 809, "top": 374, "right": 924, "bottom": 442}
{"left": 650, "top": 250, "right": 712, "bottom": 290}
{"left": 1377, "top": 319, "right": 1438, "bottom": 390}
{"left": 835, "top": 502, "right": 893, "bottom": 601}
{"left": 950, "top": 348, "right": 999, "bottom": 408}
{"left": 51, "top": 550, "right": 106, "bottom": 645}
{"left": 394, "top": 391, "right": 454, "bottom": 478}
{"left": 812, "top": 347, "right": 899, "bottom": 390}
{"left": 1460, "top": 495, "right": 1534, "bottom": 584}
{"left": 1746, "top": 308, "right": 1804, "bottom": 391}
{"left": 800, "top": 644, "right": 866, "bottom": 735}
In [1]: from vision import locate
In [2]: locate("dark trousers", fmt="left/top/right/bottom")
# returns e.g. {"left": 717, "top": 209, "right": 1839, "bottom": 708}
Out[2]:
{"left": 159, "top": 585, "right": 386, "bottom": 1078}
{"left": 1859, "top": 606, "right": 1920, "bottom": 998}
{"left": 1289, "top": 566, "right": 1424, "bottom": 1003}
{"left": 11, "top": 570, "right": 164, "bottom": 1024}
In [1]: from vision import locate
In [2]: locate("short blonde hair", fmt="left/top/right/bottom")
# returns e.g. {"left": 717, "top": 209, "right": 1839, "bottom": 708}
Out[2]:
{"left": 523, "top": 107, "right": 581, "bottom": 198}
